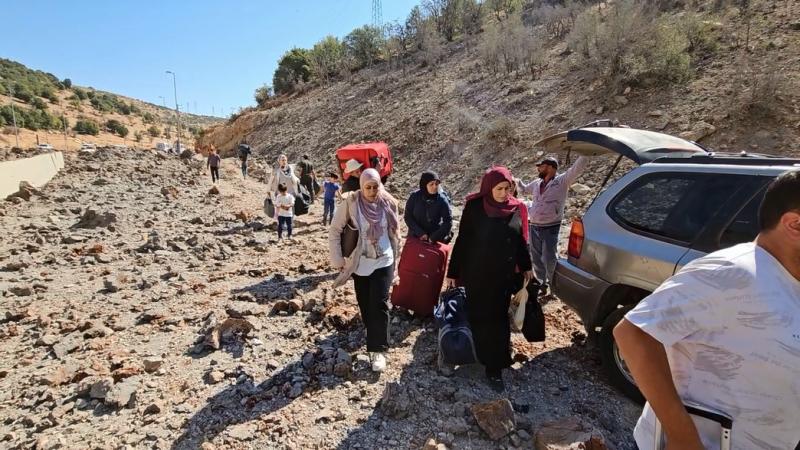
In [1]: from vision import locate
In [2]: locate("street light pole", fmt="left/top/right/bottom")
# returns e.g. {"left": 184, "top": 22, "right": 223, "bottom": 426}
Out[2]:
{"left": 165, "top": 71, "right": 181, "bottom": 152}
{"left": 1, "top": 77, "right": 20, "bottom": 148}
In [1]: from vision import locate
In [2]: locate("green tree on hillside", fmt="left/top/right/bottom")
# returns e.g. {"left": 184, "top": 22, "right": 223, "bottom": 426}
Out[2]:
{"left": 344, "top": 26, "right": 385, "bottom": 69}
{"left": 62, "top": 78, "right": 72, "bottom": 89}
{"left": 147, "top": 125, "right": 160, "bottom": 137}
{"left": 74, "top": 119, "right": 100, "bottom": 135}
{"left": 308, "top": 36, "right": 346, "bottom": 83}
{"left": 254, "top": 84, "right": 274, "bottom": 106}
{"left": 273, "top": 48, "right": 312, "bottom": 95}
{"left": 105, "top": 119, "right": 129, "bottom": 137}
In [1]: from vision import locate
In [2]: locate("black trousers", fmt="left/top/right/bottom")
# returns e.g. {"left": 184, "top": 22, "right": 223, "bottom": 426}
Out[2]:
{"left": 352, "top": 264, "right": 393, "bottom": 352}
{"left": 210, "top": 166, "right": 220, "bottom": 183}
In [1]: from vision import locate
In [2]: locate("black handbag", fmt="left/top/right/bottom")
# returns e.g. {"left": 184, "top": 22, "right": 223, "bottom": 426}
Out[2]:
{"left": 341, "top": 220, "right": 358, "bottom": 258}
{"left": 522, "top": 282, "right": 545, "bottom": 342}
{"left": 264, "top": 197, "right": 275, "bottom": 218}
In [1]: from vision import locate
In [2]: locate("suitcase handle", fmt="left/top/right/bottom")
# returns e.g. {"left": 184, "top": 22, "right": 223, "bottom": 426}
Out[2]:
{"left": 654, "top": 402, "right": 732, "bottom": 450}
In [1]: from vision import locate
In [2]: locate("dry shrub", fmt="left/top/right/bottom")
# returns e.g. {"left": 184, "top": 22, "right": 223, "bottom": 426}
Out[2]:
{"left": 483, "top": 118, "right": 519, "bottom": 146}
{"left": 479, "top": 12, "right": 546, "bottom": 78}
{"left": 529, "top": 1, "right": 582, "bottom": 38}
{"left": 567, "top": 0, "right": 691, "bottom": 89}
{"left": 730, "top": 57, "right": 792, "bottom": 119}
{"left": 675, "top": 11, "right": 719, "bottom": 56}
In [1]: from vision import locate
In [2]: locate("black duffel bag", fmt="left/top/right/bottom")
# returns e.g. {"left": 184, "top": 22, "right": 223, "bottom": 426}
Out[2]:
{"left": 522, "top": 282, "right": 545, "bottom": 342}
{"left": 294, "top": 185, "right": 311, "bottom": 216}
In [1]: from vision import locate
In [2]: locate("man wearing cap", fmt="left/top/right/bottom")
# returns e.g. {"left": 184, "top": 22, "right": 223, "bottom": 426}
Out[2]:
{"left": 519, "top": 155, "right": 589, "bottom": 295}
{"left": 341, "top": 159, "right": 363, "bottom": 193}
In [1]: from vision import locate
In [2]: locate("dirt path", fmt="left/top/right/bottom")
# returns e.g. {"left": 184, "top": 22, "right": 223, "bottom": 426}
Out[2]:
{"left": 0, "top": 149, "right": 640, "bottom": 450}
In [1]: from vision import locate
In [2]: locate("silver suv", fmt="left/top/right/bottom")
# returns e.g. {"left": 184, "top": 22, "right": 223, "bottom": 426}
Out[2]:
{"left": 540, "top": 126, "right": 800, "bottom": 401}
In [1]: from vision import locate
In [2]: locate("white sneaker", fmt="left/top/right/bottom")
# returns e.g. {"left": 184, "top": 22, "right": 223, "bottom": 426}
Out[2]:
{"left": 370, "top": 352, "right": 387, "bottom": 373}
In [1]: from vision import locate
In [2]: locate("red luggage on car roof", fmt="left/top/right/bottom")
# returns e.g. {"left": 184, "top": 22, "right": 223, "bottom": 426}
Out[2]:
{"left": 335, "top": 142, "right": 393, "bottom": 181}
{"left": 390, "top": 237, "right": 450, "bottom": 316}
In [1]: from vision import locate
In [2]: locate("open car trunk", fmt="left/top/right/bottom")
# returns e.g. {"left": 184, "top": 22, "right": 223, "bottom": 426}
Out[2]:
{"left": 534, "top": 125, "right": 708, "bottom": 192}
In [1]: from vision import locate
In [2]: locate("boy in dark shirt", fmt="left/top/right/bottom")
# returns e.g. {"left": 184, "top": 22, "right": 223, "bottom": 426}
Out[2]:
{"left": 322, "top": 173, "right": 341, "bottom": 226}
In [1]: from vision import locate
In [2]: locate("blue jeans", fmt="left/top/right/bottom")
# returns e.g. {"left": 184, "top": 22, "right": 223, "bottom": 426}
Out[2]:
{"left": 278, "top": 216, "right": 293, "bottom": 238}
{"left": 529, "top": 223, "right": 560, "bottom": 284}
{"left": 323, "top": 198, "right": 335, "bottom": 225}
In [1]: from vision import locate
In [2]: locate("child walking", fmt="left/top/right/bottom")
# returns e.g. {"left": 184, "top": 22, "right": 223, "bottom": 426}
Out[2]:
{"left": 275, "top": 183, "right": 295, "bottom": 239}
{"left": 322, "top": 172, "right": 341, "bottom": 226}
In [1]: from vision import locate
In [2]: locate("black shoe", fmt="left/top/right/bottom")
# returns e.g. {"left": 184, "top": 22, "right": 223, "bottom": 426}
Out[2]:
{"left": 539, "top": 284, "right": 550, "bottom": 297}
{"left": 486, "top": 369, "right": 505, "bottom": 393}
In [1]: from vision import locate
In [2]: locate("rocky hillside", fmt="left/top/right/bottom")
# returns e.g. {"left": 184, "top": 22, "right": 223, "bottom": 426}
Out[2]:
{"left": 0, "top": 58, "right": 222, "bottom": 152}
{"left": 199, "top": 0, "right": 799, "bottom": 199}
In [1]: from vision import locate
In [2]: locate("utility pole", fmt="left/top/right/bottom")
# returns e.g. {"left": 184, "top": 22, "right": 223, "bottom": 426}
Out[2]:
{"left": 1, "top": 77, "right": 20, "bottom": 148}
{"left": 372, "top": 0, "right": 383, "bottom": 29}
{"left": 165, "top": 71, "right": 181, "bottom": 151}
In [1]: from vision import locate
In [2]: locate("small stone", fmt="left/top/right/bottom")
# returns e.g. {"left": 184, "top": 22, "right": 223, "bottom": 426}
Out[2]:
{"left": 471, "top": 399, "right": 515, "bottom": 440}
{"left": 206, "top": 370, "right": 225, "bottom": 384}
{"left": 647, "top": 110, "right": 664, "bottom": 117}
{"left": 89, "top": 378, "right": 114, "bottom": 400}
{"left": 534, "top": 416, "right": 608, "bottom": 450}
{"left": 200, "top": 443, "right": 216, "bottom": 450}
{"left": 143, "top": 401, "right": 162, "bottom": 415}
{"left": 613, "top": 95, "right": 628, "bottom": 105}
{"left": 105, "top": 379, "right": 138, "bottom": 408}
{"left": 9, "top": 286, "right": 32, "bottom": 297}
{"left": 143, "top": 357, "right": 163, "bottom": 373}
{"left": 208, "top": 186, "right": 220, "bottom": 195}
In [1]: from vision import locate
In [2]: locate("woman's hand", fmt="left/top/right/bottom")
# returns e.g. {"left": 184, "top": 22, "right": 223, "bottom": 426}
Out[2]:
{"left": 392, "top": 276, "right": 400, "bottom": 286}
{"left": 420, "top": 234, "right": 429, "bottom": 242}
{"left": 522, "top": 270, "right": 534, "bottom": 284}
{"left": 445, "top": 277, "right": 456, "bottom": 289}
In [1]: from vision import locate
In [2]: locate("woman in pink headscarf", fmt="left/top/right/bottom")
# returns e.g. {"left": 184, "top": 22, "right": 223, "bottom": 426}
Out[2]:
{"left": 446, "top": 166, "right": 534, "bottom": 391}
{"left": 329, "top": 168, "right": 400, "bottom": 373}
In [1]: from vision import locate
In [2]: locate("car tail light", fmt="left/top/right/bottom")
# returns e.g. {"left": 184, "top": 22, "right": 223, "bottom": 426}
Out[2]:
{"left": 568, "top": 218, "right": 585, "bottom": 259}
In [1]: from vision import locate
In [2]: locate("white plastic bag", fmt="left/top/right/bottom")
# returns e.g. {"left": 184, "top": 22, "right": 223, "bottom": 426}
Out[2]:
{"left": 511, "top": 279, "right": 529, "bottom": 331}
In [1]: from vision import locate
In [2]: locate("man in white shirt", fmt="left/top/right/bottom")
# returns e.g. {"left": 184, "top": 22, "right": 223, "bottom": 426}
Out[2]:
{"left": 615, "top": 170, "right": 800, "bottom": 450}
{"left": 519, "top": 155, "right": 588, "bottom": 294}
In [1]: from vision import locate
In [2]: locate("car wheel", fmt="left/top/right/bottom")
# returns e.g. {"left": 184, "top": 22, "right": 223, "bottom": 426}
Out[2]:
{"left": 599, "top": 305, "right": 645, "bottom": 403}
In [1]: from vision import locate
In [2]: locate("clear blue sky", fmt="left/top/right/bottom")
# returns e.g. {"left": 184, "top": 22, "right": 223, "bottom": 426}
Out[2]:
{"left": 2, "top": 0, "right": 420, "bottom": 117}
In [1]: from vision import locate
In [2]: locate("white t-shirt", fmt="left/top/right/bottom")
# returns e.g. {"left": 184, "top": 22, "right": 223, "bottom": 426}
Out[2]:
{"left": 625, "top": 242, "right": 800, "bottom": 450}
{"left": 354, "top": 209, "right": 393, "bottom": 276}
{"left": 275, "top": 193, "right": 295, "bottom": 218}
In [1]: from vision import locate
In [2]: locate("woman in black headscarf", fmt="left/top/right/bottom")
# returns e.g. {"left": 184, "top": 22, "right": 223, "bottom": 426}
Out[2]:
{"left": 403, "top": 171, "right": 453, "bottom": 244}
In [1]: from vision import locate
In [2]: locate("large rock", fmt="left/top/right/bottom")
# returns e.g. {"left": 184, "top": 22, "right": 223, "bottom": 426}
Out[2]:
{"left": 105, "top": 379, "right": 138, "bottom": 408}
{"left": 534, "top": 417, "right": 608, "bottom": 450}
{"left": 72, "top": 209, "right": 117, "bottom": 229}
{"left": 5, "top": 181, "right": 43, "bottom": 202}
{"left": 471, "top": 399, "right": 515, "bottom": 440}
{"left": 379, "top": 382, "right": 415, "bottom": 419}
{"left": 679, "top": 121, "right": 716, "bottom": 142}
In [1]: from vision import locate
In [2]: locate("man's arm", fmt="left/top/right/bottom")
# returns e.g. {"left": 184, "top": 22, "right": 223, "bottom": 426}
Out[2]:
{"left": 518, "top": 178, "right": 537, "bottom": 196}
{"left": 614, "top": 319, "right": 703, "bottom": 450}
{"left": 563, "top": 156, "right": 588, "bottom": 185}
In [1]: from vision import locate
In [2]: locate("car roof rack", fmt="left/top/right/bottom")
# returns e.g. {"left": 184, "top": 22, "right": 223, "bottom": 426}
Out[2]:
{"left": 653, "top": 151, "right": 800, "bottom": 166}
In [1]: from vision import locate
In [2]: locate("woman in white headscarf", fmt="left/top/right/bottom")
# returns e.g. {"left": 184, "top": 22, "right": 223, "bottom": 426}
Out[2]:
{"left": 267, "top": 154, "right": 300, "bottom": 199}
{"left": 328, "top": 168, "right": 400, "bottom": 373}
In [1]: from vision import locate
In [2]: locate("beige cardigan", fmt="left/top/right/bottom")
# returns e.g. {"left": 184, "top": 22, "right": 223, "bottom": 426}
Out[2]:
{"left": 328, "top": 191, "right": 400, "bottom": 288}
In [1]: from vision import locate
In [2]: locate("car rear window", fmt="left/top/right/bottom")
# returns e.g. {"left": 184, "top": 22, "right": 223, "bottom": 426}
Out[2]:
{"left": 610, "top": 173, "right": 749, "bottom": 244}
{"left": 719, "top": 186, "right": 767, "bottom": 248}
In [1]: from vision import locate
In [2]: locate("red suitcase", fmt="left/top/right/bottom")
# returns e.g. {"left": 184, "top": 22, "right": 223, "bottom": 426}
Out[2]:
{"left": 391, "top": 237, "right": 450, "bottom": 316}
